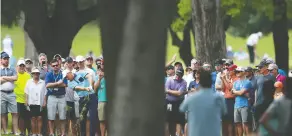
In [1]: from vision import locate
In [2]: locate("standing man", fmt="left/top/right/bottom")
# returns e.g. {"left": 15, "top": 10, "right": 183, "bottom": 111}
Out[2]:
{"left": 165, "top": 68, "right": 187, "bottom": 136}
{"left": 76, "top": 55, "right": 96, "bottom": 80}
{"left": 14, "top": 59, "right": 32, "bottom": 135}
{"left": 246, "top": 32, "right": 263, "bottom": 65}
{"left": 86, "top": 55, "right": 97, "bottom": 74}
{"left": 25, "top": 58, "right": 34, "bottom": 76}
{"left": 268, "top": 64, "right": 286, "bottom": 83}
{"left": 45, "top": 59, "right": 67, "bottom": 136}
{"left": 0, "top": 52, "right": 19, "bottom": 135}
{"left": 232, "top": 67, "right": 252, "bottom": 136}
{"left": 94, "top": 63, "right": 107, "bottom": 136}
{"left": 180, "top": 68, "right": 226, "bottom": 136}
{"left": 214, "top": 59, "right": 224, "bottom": 93}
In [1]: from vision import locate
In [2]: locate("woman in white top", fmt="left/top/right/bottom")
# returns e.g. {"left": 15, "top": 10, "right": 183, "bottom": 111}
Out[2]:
{"left": 25, "top": 68, "right": 47, "bottom": 136}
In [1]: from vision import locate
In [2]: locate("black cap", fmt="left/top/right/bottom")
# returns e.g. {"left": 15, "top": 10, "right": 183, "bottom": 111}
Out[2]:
{"left": 224, "top": 59, "right": 233, "bottom": 65}
{"left": 166, "top": 65, "right": 174, "bottom": 70}
{"left": 65, "top": 57, "right": 73, "bottom": 63}
{"left": 53, "top": 54, "right": 62, "bottom": 59}
{"left": 1, "top": 52, "right": 10, "bottom": 59}
{"left": 174, "top": 62, "right": 183, "bottom": 66}
{"left": 245, "top": 67, "right": 253, "bottom": 72}
{"left": 256, "top": 60, "right": 267, "bottom": 68}
{"left": 215, "top": 59, "right": 224, "bottom": 65}
{"left": 176, "top": 67, "right": 184, "bottom": 76}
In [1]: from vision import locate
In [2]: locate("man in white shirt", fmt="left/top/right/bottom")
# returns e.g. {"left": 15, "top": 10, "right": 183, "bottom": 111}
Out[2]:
{"left": 246, "top": 32, "right": 263, "bottom": 65}
{"left": 75, "top": 55, "right": 95, "bottom": 81}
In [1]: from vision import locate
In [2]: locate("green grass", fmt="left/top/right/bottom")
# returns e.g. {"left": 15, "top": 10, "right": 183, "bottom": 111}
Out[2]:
{"left": 1, "top": 23, "right": 292, "bottom": 68}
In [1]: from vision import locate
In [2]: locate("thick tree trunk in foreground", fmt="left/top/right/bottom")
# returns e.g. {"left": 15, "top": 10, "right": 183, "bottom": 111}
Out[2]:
{"left": 100, "top": 0, "right": 172, "bottom": 135}
{"left": 192, "top": 0, "right": 226, "bottom": 66}
{"left": 273, "top": 0, "right": 289, "bottom": 73}
{"left": 23, "top": 0, "right": 98, "bottom": 60}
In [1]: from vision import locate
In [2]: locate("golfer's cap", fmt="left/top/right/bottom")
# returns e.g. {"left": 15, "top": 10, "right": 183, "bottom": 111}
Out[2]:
{"left": 75, "top": 55, "right": 85, "bottom": 62}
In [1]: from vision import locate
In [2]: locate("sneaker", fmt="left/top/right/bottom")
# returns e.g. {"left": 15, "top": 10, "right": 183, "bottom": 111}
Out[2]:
{"left": 1, "top": 132, "right": 9, "bottom": 135}
{"left": 14, "top": 132, "right": 21, "bottom": 135}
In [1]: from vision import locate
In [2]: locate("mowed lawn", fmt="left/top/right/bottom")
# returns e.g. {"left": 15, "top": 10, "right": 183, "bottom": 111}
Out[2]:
{"left": 1, "top": 23, "right": 292, "bottom": 68}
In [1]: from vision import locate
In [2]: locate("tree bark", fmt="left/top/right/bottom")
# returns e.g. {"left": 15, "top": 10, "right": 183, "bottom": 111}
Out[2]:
{"left": 273, "top": 0, "right": 289, "bottom": 73}
{"left": 23, "top": 0, "right": 98, "bottom": 60}
{"left": 100, "top": 0, "right": 173, "bottom": 136}
{"left": 179, "top": 20, "right": 194, "bottom": 66}
{"left": 192, "top": 0, "right": 226, "bottom": 66}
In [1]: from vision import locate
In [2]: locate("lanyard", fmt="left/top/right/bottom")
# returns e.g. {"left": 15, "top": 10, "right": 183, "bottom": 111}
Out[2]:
{"left": 53, "top": 71, "right": 60, "bottom": 82}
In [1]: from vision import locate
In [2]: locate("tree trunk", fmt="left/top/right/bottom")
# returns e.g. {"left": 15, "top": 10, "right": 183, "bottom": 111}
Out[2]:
{"left": 192, "top": 0, "right": 226, "bottom": 66}
{"left": 273, "top": 0, "right": 289, "bottom": 73}
{"left": 179, "top": 20, "right": 194, "bottom": 66}
{"left": 23, "top": 0, "right": 98, "bottom": 60}
{"left": 99, "top": 0, "right": 173, "bottom": 136}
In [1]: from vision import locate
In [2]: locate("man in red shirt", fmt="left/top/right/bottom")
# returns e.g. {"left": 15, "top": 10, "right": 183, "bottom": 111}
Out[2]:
{"left": 268, "top": 64, "right": 286, "bottom": 83}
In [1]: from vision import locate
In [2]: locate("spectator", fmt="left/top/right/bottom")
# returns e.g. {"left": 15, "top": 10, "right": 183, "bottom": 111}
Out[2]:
{"left": 45, "top": 59, "right": 67, "bottom": 136}
{"left": 221, "top": 64, "right": 238, "bottom": 136}
{"left": 274, "top": 81, "right": 284, "bottom": 100}
{"left": 165, "top": 65, "right": 175, "bottom": 82}
{"left": 14, "top": 59, "right": 32, "bottom": 135}
{"left": 202, "top": 62, "right": 211, "bottom": 71}
{"left": 268, "top": 64, "right": 286, "bottom": 83}
{"left": 53, "top": 54, "right": 62, "bottom": 69}
{"left": 67, "top": 68, "right": 97, "bottom": 136}
{"left": 246, "top": 32, "right": 263, "bottom": 65}
{"left": 94, "top": 66, "right": 107, "bottom": 136}
{"left": 190, "top": 58, "right": 200, "bottom": 71}
{"left": 214, "top": 59, "right": 225, "bottom": 93}
{"left": 0, "top": 52, "right": 19, "bottom": 135}
{"left": 174, "top": 62, "right": 183, "bottom": 72}
{"left": 265, "top": 58, "right": 287, "bottom": 76}
{"left": 183, "top": 66, "right": 194, "bottom": 89}
{"left": 232, "top": 67, "right": 252, "bottom": 136}
{"left": 62, "top": 57, "right": 79, "bottom": 135}
{"left": 25, "top": 58, "right": 34, "bottom": 76}
{"left": 76, "top": 55, "right": 96, "bottom": 81}
{"left": 86, "top": 56, "right": 97, "bottom": 73}
{"left": 25, "top": 68, "right": 47, "bottom": 136}
{"left": 254, "top": 60, "right": 275, "bottom": 106}
{"left": 165, "top": 68, "right": 187, "bottom": 136}
{"left": 188, "top": 70, "right": 200, "bottom": 94}
{"left": 180, "top": 68, "right": 226, "bottom": 136}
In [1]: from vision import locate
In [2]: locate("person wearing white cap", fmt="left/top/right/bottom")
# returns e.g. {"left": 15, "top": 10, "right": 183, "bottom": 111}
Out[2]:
{"left": 268, "top": 64, "right": 286, "bottom": 84}
{"left": 232, "top": 67, "right": 253, "bottom": 136}
{"left": 14, "top": 59, "right": 32, "bottom": 135}
{"left": 25, "top": 67, "right": 47, "bottom": 136}
{"left": 246, "top": 32, "right": 263, "bottom": 65}
{"left": 75, "top": 55, "right": 96, "bottom": 81}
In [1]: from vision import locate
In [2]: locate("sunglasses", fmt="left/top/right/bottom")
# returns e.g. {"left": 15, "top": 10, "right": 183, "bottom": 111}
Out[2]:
{"left": 52, "top": 64, "right": 58, "bottom": 67}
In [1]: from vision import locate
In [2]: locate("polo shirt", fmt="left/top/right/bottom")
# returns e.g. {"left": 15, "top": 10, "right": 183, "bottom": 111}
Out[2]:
{"left": 95, "top": 75, "right": 107, "bottom": 102}
{"left": 0, "top": 67, "right": 17, "bottom": 91}
{"left": 165, "top": 77, "right": 187, "bottom": 102}
{"left": 45, "top": 71, "right": 67, "bottom": 96}
{"left": 14, "top": 72, "right": 31, "bottom": 103}
{"left": 68, "top": 71, "right": 94, "bottom": 98}
{"left": 25, "top": 79, "right": 47, "bottom": 106}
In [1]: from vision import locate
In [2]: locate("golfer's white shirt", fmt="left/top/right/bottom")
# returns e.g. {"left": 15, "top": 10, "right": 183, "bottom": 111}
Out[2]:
{"left": 2, "top": 37, "right": 13, "bottom": 56}
{"left": 25, "top": 79, "right": 47, "bottom": 105}
{"left": 246, "top": 33, "right": 260, "bottom": 46}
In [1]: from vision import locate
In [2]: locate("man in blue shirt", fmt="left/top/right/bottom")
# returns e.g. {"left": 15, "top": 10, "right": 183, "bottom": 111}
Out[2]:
{"left": 45, "top": 59, "right": 67, "bottom": 136}
{"left": 66, "top": 68, "right": 97, "bottom": 136}
{"left": 232, "top": 67, "right": 252, "bottom": 136}
{"left": 180, "top": 68, "right": 226, "bottom": 136}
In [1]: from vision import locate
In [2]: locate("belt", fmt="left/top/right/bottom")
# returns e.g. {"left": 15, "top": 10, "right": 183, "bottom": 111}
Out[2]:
{"left": 0, "top": 90, "right": 14, "bottom": 94}
{"left": 52, "top": 95, "right": 65, "bottom": 98}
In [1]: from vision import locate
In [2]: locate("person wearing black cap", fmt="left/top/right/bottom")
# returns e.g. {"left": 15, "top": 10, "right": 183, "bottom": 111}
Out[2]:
{"left": 214, "top": 59, "right": 224, "bottom": 92}
{"left": 254, "top": 60, "right": 275, "bottom": 107}
{"left": 174, "top": 62, "right": 183, "bottom": 72}
{"left": 245, "top": 67, "right": 257, "bottom": 131}
{"left": 0, "top": 51, "right": 20, "bottom": 135}
{"left": 165, "top": 67, "right": 187, "bottom": 136}
{"left": 165, "top": 65, "right": 175, "bottom": 79}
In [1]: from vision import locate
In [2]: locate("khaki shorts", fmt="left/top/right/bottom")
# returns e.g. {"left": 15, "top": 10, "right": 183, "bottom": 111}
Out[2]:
{"left": 98, "top": 102, "right": 106, "bottom": 121}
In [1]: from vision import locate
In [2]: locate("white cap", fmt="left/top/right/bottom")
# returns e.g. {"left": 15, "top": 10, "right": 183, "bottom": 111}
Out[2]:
{"left": 31, "top": 67, "right": 40, "bottom": 73}
{"left": 17, "top": 59, "right": 25, "bottom": 66}
{"left": 257, "top": 32, "right": 263, "bottom": 38}
{"left": 268, "top": 64, "right": 278, "bottom": 70}
{"left": 227, "top": 46, "right": 232, "bottom": 51}
{"left": 75, "top": 55, "right": 85, "bottom": 62}
{"left": 61, "top": 58, "right": 65, "bottom": 63}
{"left": 202, "top": 63, "right": 211, "bottom": 67}
{"left": 191, "top": 58, "right": 198, "bottom": 64}
{"left": 235, "top": 66, "right": 245, "bottom": 72}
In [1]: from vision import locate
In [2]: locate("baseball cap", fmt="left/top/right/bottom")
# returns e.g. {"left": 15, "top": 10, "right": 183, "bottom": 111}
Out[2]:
{"left": 257, "top": 32, "right": 263, "bottom": 37}
{"left": 53, "top": 54, "right": 62, "bottom": 59}
{"left": 268, "top": 64, "right": 278, "bottom": 70}
{"left": 166, "top": 65, "right": 174, "bottom": 70}
{"left": 235, "top": 67, "right": 245, "bottom": 72}
{"left": 31, "top": 67, "right": 40, "bottom": 74}
{"left": 17, "top": 59, "right": 25, "bottom": 66}
{"left": 227, "top": 64, "right": 237, "bottom": 71}
{"left": 176, "top": 67, "right": 184, "bottom": 76}
{"left": 25, "top": 58, "right": 33, "bottom": 63}
{"left": 65, "top": 57, "right": 74, "bottom": 63}
{"left": 265, "top": 58, "right": 275, "bottom": 64}
{"left": 274, "top": 81, "right": 283, "bottom": 88}
{"left": 224, "top": 59, "right": 233, "bottom": 65}
{"left": 1, "top": 52, "right": 10, "bottom": 59}
{"left": 256, "top": 60, "right": 267, "bottom": 68}
{"left": 202, "top": 63, "right": 211, "bottom": 67}
{"left": 215, "top": 59, "right": 224, "bottom": 65}
{"left": 191, "top": 58, "right": 198, "bottom": 64}
{"left": 86, "top": 55, "right": 93, "bottom": 59}
{"left": 245, "top": 67, "right": 253, "bottom": 72}
{"left": 75, "top": 55, "right": 85, "bottom": 62}
{"left": 174, "top": 62, "right": 183, "bottom": 66}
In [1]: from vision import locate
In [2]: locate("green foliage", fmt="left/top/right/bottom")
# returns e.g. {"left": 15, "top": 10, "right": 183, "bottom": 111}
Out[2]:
{"left": 221, "top": 0, "right": 246, "bottom": 17}
{"left": 171, "top": 0, "right": 191, "bottom": 32}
